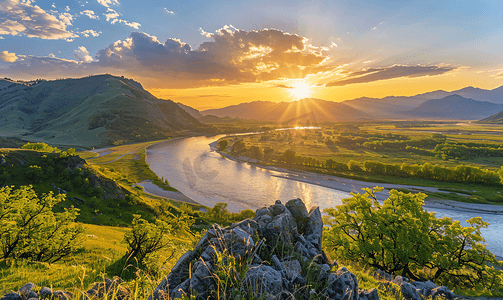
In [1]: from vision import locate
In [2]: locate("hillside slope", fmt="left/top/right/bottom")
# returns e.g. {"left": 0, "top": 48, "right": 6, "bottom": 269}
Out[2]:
{"left": 405, "top": 94, "right": 503, "bottom": 119}
{"left": 0, "top": 75, "right": 200, "bottom": 147}
{"left": 477, "top": 110, "right": 503, "bottom": 124}
{"left": 202, "top": 98, "right": 372, "bottom": 123}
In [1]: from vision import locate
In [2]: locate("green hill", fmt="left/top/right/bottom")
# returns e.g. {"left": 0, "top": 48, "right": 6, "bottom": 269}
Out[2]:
{"left": 0, "top": 75, "right": 201, "bottom": 147}
{"left": 477, "top": 110, "right": 503, "bottom": 124}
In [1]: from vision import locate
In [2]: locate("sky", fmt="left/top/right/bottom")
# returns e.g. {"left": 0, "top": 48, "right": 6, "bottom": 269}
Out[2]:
{"left": 1, "top": 0, "right": 503, "bottom": 110}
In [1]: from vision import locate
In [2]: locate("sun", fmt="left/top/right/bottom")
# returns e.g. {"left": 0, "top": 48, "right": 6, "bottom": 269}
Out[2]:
{"left": 289, "top": 81, "right": 313, "bottom": 100}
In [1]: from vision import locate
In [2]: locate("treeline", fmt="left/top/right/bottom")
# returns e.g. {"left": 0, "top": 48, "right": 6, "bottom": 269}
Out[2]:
{"left": 434, "top": 142, "right": 503, "bottom": 160}
{"left": 276, "top": 149, "right": 502, "bottom": 185}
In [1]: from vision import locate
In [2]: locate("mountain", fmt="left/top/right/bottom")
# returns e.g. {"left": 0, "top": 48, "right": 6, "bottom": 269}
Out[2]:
{"left": 201, "top": 98, "right": 372, "bottom": 123}
{"left": 0, "top": 75, "right": 200, "bottom": 147}
{"left": 342, "top": 85, "right": 503, "bottom": 119}
{"left": 477, "top": 111, "right": 503, "bottom": 124}
{"left": 177, "top": 102, "right": 204, "bottom": 119}
{"left": 406, "top": 95, "right": 503, "bottom": 120}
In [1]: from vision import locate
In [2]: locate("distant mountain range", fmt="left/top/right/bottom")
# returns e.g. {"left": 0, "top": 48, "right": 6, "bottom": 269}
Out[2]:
{"left": 0, "top": 75, "right": 200, "bottom": 147}
{"left": 181, "top": 85, "right": 503, "bottom": 122}
{"left": 200, "top": 98, "right": 372, "bottom": 123}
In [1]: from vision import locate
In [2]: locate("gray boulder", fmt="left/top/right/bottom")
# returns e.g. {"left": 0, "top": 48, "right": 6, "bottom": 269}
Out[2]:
{"left": 189, "top": 260, "right": 215, "bottom": 300}
{"left": 399, "top": 282, "right": 421, "bottom": 300}
{"left": 242, "top": 265, "right": 284, "bottom": 297}
{"left": 430, "top": 286, "right": 455, "bottom": 300}
{"left": 326, "top": 267, "right": 359, "bottom": 300}
{"left": 285, "top": 198, "right": 309, "bottom": 233}
{"left": 360, "top": 288, "right": 379, "bottom": 300}
{"left": 0, "top": 293, "right": 21, "bottom": 300}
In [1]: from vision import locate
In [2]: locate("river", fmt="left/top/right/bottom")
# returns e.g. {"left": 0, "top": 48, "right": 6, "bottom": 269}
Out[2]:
{"left": 145, "top": 134, "right": 503, "bottom": 257}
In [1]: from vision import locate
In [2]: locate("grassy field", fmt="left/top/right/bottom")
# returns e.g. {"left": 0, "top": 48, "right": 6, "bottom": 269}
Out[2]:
{"left": 221, "top": 122, "right": 503, "bottom": 204}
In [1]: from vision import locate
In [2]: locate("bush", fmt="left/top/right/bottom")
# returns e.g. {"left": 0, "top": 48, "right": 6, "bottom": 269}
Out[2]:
{"left": 0, "top": 185, "right": 84, "bottom": 262}
{"left": 324, "top": 187, "right": 502, "bottom": 290}
{"left": 217, "top": 139, "right": 228, "bottom": 151}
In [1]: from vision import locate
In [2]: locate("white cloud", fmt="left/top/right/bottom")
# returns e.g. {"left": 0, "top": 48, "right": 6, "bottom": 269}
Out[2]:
{"left": 80, "top": 29, "right": 101, "bottom": 37}
{"left": 103, "top": 8, "right": 119, "bottom": 21}
{"left": 0, "top": 0, "right": 77, "bottom": 40}
{"left": 97, "top": 0, "right": 119, "bottom": 8}
{"left": 0, "top": 51, "right": 18, "bottom": 62}
{"left": 52, "top": 3, "right": 56, "bottom": 8}
{"left": 65, "top": 6, "right": 70, "bottom": 11}
{"left": 80, "top": 9, "right": 99, "bottom": 20}
{"left": 74, "top": 46, "right": 93, "bottom": 63}
{"left": 59, "top": 12, "right": 74, "bottom": 26}
{"left": 103, "top": 8, "right": 140, "bottom": 29}
{"left": 164, "top": 8, "right": 175, "bottom": 14}
{"left": 0, "top": 36, "right": 4, "bottom": 39}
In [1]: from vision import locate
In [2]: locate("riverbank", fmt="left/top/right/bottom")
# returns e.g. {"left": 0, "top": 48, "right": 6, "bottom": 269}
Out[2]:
{"left": 217, "top": 149, "right": 503, "bottom": 215}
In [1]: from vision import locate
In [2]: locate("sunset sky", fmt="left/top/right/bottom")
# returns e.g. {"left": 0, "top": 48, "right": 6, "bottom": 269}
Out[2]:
{"left": 1, "top": 0, "right": 503, "bottom": 110}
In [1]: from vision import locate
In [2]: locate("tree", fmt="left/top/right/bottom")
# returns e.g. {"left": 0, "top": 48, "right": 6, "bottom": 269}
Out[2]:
{"left": 217, "top": 139, "right": 228, "bottom": 151}
{"left": 124, "top": 215, "right": 172, "bottom": 261}
{"left": 232, "top": 140, "right": 246, "bottom": 153}
{"left": 324, "top": 187, "right": 502, "bottom": 289}
{"left": 282, "top": 149, "right": 297, "bottom": 165}
{"left": 0, "top": 185, "right": 84, "bottom": 263}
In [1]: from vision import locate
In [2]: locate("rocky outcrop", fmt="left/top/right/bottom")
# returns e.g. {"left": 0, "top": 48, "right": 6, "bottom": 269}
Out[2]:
{"left": 148, "top": 198, "right": 376, "bottom": 300}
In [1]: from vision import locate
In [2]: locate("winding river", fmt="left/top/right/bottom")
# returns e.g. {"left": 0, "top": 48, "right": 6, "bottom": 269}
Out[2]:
{"left": 145, "top": 133, "right": 503, "bottom": 257}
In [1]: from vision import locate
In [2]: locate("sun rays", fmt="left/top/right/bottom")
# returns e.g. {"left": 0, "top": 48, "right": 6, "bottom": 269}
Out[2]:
{"left": 289, "top": 80, "right": 314, "bottom": 100}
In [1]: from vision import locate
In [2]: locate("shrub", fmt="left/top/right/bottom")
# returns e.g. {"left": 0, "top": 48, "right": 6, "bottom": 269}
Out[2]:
{"left": 324, "top": 187, "right": 502, "bottom": 290}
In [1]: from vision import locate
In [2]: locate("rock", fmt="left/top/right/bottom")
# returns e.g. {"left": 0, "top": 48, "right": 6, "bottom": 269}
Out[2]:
{"left": 39, "top": 287, "right": 53, "bottom": 299}
{"left": 0, "top": 292, "right": 21, "bottom": 300}
{"left": 391, "top": 275, "right": 408, "bottom": 286}
{"left": 149, "top": 250, "right": 196, "bottom": 300}
{"left": 171, "top": 279, "right": 190, "bottom": 299}
{"left": 256, "top": 208, "right": 298, "bottom": 248}
{"left": 229, "top": 218, "right": 258, "bottom": 237}
{"left": 326, "top": 267, "right": 359, "bottom": 300}
{"left": 18, "top": 283, "right": 35, "bottom": 296}
{"left": 399, "top": 282, "right": 421, "bottom": 300}
{"left": 374, "top": 269, "right": 392, "bottom": 281}
{"left": 285, "top": 198, "right": 309, "bottom": 233}
{"left": 305, "top": 207, "right": 323, "bottom": 252}
{"left": 272, "top": 255, "right": 287, "bottom": 276}
{"left": 269, "top": 203, "right": 287, "bottom": 216}
{"left": 319, "top": 263, "right": 331, "bottom": 281}
{"left": 430, "top": 286, "right": 455, "bottom": 300}
{"left": 360, "top": 288, "right": 379, "bottom": 300}
{"left": 53, "top": 291, "right": 73, "bottom": 300}
{"left": 242, "top": 265, "right": 283, "bottom": 297}
{"left": 413, "top": 280, "right": 437, "bottom": 297}
{"left": 189, "top": 260, "right": 215, "bottom": 299}
{"left": 282, "top": 260, "right": 302, "bottom": 281}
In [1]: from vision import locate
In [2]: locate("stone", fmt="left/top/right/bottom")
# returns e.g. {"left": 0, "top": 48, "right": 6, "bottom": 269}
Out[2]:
{"left": 257, "top": 209, "right": 298, "bottom": 248}
{"left": 305, "top": 207, "right": 323, "bottom": 251}
{"left": 229, "top": 218, "right": 258, "bottom": 237}
{"left": 326, "top": 267, "right": 359, "bottom": 300}
{"left": 190, "top": 261, "right": 215, "bottom": 299}
{"left": 319, "top": 263, "right": 331, "bottom": 281}
{"left": 242, "top": 265, "right": 283, "bottom": 298}
{"left": 171, "top": 279, "right": 190, "bottom": 299}
{"left": 361, "top": 288, "right": 379, "bottom": 300}
{"left": 39, "top": 287, "right": 53, "bottom": 299}
{"left": 285, "top": 198, "right": 309, "bottom": 233}
{"left": 399, "top": 282, "right": 421, "bottom": 300}
{"left": 391, "top": 275, "right": 408, "bottom": 286}
{"left": 269, "top": 203, "right": 287, "bottom": 216}
{"left": 374, "top": 269, "right": 392, "bottom": 281}
{"left": 413, "top": 280, "right": 437, "bottom": 297}
{"left": 149, "top": 250, "right": 196, "bottom": 300}
{"left": 0, "top": 293, "right": 21, "bottom": 300}
{"left": 52, "top": 291, "right": 72, "bottom": 300}
{"left": 17, "top": 283, "right": 35, "bottom": 296}
{"left": 430, "top": 286, "right": 455, "bottom": 300}
{"left": 282, "top": 260, "right": 302, "bottom": 281}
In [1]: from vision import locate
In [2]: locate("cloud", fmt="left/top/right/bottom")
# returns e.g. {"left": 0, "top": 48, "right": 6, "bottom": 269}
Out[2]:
{"left": 325, "top": 65, "right": 455, "bottom": 87}
{"left": 93, "top": 27, "right": 330, "bottom": 88}
{"left": 164, "top": 8, "right": 175, "bottom": 14}
{"left": 0, "top": 51, "right": 18, "bottom": 62}
{"left": 59, "top": 12, "right": 74, "bottom": 26}
{"left": 103, "top": 8, "right": 140, "bottom": 29}
{"left": 97, "top": 0, "right": 119, "bottom": 8}
{"left": 65, "top": 6, "right": 70, "bottom": 11}
{"left": 80, "top": 10, "right": 99, "bottom": 19}
{"left": 74, "top": 46, "right": 93, "bottom": 63}
{"left": 0, "top": 0, "right": 76, "bottom": 40}
{"left": 80, "top": 29, "right": 101, "bottom": 37}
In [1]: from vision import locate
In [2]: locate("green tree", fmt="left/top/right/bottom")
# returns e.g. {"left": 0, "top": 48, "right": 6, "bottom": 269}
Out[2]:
{"left": 282, "top": 149, "right": 297, "bottom": 165}
{"left": 217, "top": 139, "right": 228, "bottom": 151}
{"left": 232, "top": 140, "right": 246, "bottom": 153}
{"left": 324, "top": 187, "right": 501, "bottom": 289}
{"left": 124, "top": 214, "right": 173, "bottom": 261}
{"left": 0, "top": 185, "right": 84, "bottom": 262}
